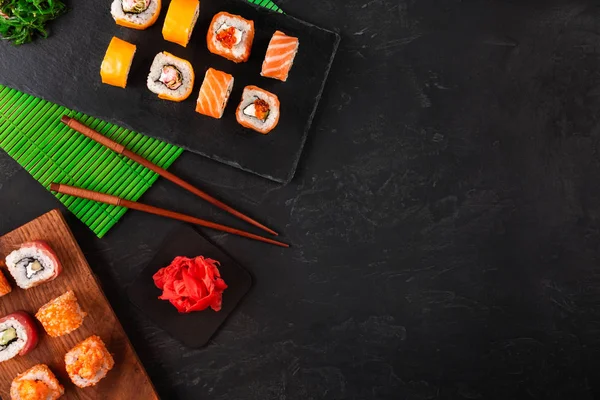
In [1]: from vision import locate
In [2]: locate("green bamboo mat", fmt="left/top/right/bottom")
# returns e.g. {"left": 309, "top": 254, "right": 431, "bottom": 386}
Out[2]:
{"left": 0, "top": 0, "right": 281, "bottom": 238}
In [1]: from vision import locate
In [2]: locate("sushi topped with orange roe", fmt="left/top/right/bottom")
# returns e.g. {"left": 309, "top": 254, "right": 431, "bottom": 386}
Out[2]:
{"left": 65, "top": 336, "right": 114, "bottom": 388}
{"left": 36, "top": 290, "right": 86, "bottom": 337}
{"left": 10, "top": 364, "right": 64, "bottom": 400}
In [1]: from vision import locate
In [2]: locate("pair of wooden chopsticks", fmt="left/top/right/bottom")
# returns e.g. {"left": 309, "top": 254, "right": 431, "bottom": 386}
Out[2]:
{"left": 51, "top": 116, "right": 289, "bottom": 248}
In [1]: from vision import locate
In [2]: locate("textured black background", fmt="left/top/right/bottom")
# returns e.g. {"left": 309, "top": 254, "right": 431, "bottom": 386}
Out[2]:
{"left": 2, "top": 0, "right": 600, "bottom": 399}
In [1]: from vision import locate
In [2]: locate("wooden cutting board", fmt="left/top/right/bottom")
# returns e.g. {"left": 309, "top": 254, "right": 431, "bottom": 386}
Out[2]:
{"left": 0, "top": 209, "right": 158, "bottom": 399}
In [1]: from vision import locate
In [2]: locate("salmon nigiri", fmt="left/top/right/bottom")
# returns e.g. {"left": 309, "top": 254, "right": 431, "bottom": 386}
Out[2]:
{"left": 261, "top": 31, "right": 299, "bottom": 82}
{"left": 195, "top": 68, "right": 235, "bottom": 119}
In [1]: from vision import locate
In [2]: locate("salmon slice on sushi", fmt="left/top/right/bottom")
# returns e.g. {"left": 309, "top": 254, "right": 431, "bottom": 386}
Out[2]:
{"left": 65, "top": 336, "right": 114, "bottom": 388}
{"left": 261, "top": 31, "right": 300, "bottom": 82}
{"left": 195, "top": 68, "right": 234, "bottom": 119}
{"left": 236, "top": 86, "right": 280, "bottom": 134}
{"left": 147, "top": 52, "right": 195, "bottom": 102}
{"left": 0, "top": 311, "right": 38, "bottom": 363}
{"left": 111, "top": 0, "right": 161, "bottom": 30}
{"left": 162, "top": 0, "right": 200, "bottom": 47}
{"left": 207, "top": 12, "right": 254, "bottom": 63}
{"left": 5, "top": 241, "right": 62, "bottom": 289}
{"left": 101, "top": 37, "right": 136, "bottom": 88}
{"left": 10, "top": 364, "right": 64, "bottom": 400}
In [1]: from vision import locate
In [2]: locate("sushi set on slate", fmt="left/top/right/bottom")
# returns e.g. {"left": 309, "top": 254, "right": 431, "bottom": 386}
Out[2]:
{"left": 0, "top": 210, "right": 158, "bottom": 400}
{"left": 103, "top": 0, "right": 299, "bottom": 134}
{"left": 0, "top": 0, "right": 340, "bottom": 183}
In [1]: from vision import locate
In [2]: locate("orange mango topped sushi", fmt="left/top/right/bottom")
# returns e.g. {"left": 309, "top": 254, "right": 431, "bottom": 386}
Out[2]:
{"left": 162, "top": 0, "right": 200, "bottom": 47}
{"left": 111, "top": 0, "right": 161, "bottom": 30}
{"left": 101, "top": 37, "right": 137, "bottom": 88}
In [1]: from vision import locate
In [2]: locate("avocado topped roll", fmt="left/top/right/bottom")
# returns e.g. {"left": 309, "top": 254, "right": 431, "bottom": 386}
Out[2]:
{"left": 5, "top": 241, "right": 62, "bottom": 289}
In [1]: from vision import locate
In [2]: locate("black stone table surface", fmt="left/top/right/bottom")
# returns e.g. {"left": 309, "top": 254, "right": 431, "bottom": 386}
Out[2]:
{"left": 1, "top": 0, "right": 599, "bottom": 398}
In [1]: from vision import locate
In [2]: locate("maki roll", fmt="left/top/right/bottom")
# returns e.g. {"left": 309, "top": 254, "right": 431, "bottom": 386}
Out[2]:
{"left": 236, "top": 86, "right": 280, "bottom": 134}
{"left": 207, "top": 12, "right": 254, "bottom": 63}
{"left": 195, "top": 68, "right": 234, "bottom": 119}
{"left": 147, "top": 52, "right": 195, "bottom": 102}
{"left": 111, "top": 0, "right": 161, "bottom": 30}
{"left": 0, "top": 311, "right": 39, "bottom": 363}
{"left": 100, "top": 37, "right": 137, "bottom": 88}
{"left": 0, "top": 269, "right": 12, "bottom": 297}
{"left": 36, "top": 290, "right": 86, "bottom": 337}
{"left": 10, "top": 364, "right": 64, "bottom": 400}
{"left": 261, "top": 31, "right": 300, "bottom": 82}
{"left": 65, "top": 336, "right": 115, "bottom": 388}
{"left": 162, "top": 0, "right": 200, "bottom": 47}
{"left": 5, "top": 241, "right": 62, "bottom": 289}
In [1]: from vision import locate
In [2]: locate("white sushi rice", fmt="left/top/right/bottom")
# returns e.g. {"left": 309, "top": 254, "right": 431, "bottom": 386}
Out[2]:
{"left": 210, "top": 14, "right": 252, "bottom": 59}
{"left": 147, "top": 52, "right": 194, "bottom": 100}
{"left": 237, "top": 88, "right": 280, "bottom": 132}
{"left": 111, "top": 0, "right": 159, "bottom": 27}
{"left": 0, "top": 319, "right": 26, "bottom": 362}
{"left": 65, "top": 346, "right": 111, "bottom": 387}
{"left": 6, "top": 246, "right": 57, "bottom": 289}
{"left": 187, "top": 6, "right": 200, "bottom": 42}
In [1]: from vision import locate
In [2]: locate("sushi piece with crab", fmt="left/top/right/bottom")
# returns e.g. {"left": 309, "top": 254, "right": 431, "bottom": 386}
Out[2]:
{"left": 147, "top": 51, "right": 195, "bottom": 102}
{"left": 111, "top": 0, "right": 161, "bottom": 30}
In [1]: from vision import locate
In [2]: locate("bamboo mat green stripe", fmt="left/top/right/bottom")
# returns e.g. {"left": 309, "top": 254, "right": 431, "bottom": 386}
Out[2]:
{"left": 0, "top": 0, "right": 280, "bottom": 238}
{"left": 0, "top": 85, "right": 184, "bottom": 238}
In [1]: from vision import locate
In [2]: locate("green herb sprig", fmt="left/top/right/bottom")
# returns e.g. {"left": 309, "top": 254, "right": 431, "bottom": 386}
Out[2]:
{"left": 0, "top": 0, "right": 67, "bottom": 45}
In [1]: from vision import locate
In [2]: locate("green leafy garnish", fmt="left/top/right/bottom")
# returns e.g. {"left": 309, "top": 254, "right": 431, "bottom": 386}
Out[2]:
{"left": 0, "top": 0, "right": 67, "bottom": 45}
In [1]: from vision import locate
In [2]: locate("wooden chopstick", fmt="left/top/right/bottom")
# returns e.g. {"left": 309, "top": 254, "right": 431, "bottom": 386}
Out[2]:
{"left": 50, "top": 183, "right": 289, "bottom": 248}
{"left": 60, "top": 115, "right": 278, "bottom": 236}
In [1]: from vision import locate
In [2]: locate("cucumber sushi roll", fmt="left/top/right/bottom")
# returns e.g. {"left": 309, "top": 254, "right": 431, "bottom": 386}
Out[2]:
{"left": 5, "top": 241, "right": 62, "bottom": 289}
{"left": 0, "top": 311, "right": 39, "bottom": 363}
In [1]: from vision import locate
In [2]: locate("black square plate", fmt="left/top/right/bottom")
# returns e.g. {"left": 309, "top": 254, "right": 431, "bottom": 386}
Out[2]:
{"left": 127, "top": 224, "right": 252, "bottom": 347}
{"left": 0, "top": 0, "right": 340, "bottom": 183}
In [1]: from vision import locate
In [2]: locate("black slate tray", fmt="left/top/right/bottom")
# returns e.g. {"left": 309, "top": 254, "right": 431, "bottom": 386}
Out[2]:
{"left": 0, "top": 0, "right": 340, "bottom": 183}
{"left": 127, "top": 224, "right": 252, "bottom": 348}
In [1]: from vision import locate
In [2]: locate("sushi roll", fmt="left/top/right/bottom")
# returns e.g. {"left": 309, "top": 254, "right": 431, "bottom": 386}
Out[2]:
{"left": 0, "top": 311, "right": 39, "bottom": 363}
{"left": 65, "top": 336, "right": 115, "bottom": 388}
{"left": 261, "top": 31, "right": 300, "bottom": 82}
{"left": 0, "top": 269, "right": 12, "bottom": 297}
{"left": 195, "top": 68, "right": 234, "bottom": 119}
{"left": 10, "top": 364, "right": 64, "bottom": 400}
{"left": 236, "top": 86, "right": 280, "bottom": 134}
{"left": 5, "top": 241, "right": 62, "bottom": 289}
{"left": 111, "top": 0, "right": 161, "bottom": 30}
{"left": 162, "top": 0, "right": 200, "bottom": 47}
{"left": 147, "top": 52, "right": 195, "bottom": 102}
{"left": 36, "top": 290, "right": 86, "bottom": 337}
{"left": 207, "top": 12, "right": 254, "bottom": 63}
{"left": 100, "top": 37, "right": 137, "bottom": 89}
